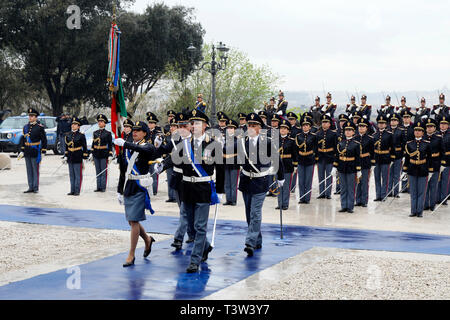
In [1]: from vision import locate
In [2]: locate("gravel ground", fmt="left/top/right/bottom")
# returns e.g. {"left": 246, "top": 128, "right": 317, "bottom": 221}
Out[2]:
{"left": 208, "top": 248, "right": 450, "bottom": 300}
{"left": 0, "top": 221, "right": 171, "bottom": 286}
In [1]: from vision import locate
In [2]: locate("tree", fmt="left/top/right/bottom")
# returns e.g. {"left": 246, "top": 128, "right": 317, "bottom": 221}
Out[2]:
{"left": 0, "top": 0, "right": 204, "bottom": 116}
{"left": 119, "top": 3, "right": 204, "bottom": 114}
{"left": 165, "top": 44, "right": 281, "bottom": 119}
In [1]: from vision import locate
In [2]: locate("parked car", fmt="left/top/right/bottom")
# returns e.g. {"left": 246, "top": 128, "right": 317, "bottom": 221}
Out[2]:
{"left": 0, "top": 114, "right": 61, "bottom": 155}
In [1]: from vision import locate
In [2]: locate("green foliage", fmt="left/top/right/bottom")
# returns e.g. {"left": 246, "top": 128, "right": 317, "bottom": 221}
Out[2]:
{"left": 166, "top": 44, "right": 280, "bottom": 120}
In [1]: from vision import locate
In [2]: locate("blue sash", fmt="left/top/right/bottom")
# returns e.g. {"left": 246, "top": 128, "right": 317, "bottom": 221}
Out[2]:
{"left": 126, "top": 149, "right": 155, "bottom": 214}
{"left": 185, "top": 139, "right": 220, "bottom": 205}
{"left": 25, "top": 124, "right": 42, "bottom": 164}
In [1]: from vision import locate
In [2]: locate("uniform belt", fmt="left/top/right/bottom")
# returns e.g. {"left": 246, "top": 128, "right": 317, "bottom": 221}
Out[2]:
{"left": 182, "top": 175, "right": 213, "bottom": 183}
{"left": 299, "top": 150, "right": 314, "bottom": 156}
{"left": 148, "top": 160, "right": 160, "bottom": 165}
{"left": 446, "top": 151, "right": 450, "bottom": 156}
{"left": 223, "top": 153, "right": 237, "bottom": 159}
{"left": 361, "top": 153, "right": 370, "bottom": 158}
{"left": 93, "top": 145, "right": 107, "bottom": 149}
{"left": 173, "top": 167, "right": 182, "bottom": 174}
{"left": 395, "top": 147, "right": 402, "bottom": 152}
{"left": 241, "top": 168, "right": 274, "bottom": 178}
{"left": 375, "top": 150, "right": 390, "bottom": 155}
{"left": 318, "top": 148, "right": 334, "bottom": 153}
{"left": 432, "top": 153, "right": 440, "bottom": 158}
{"left": 68, "top": 147, "right": 82, "bottom": 152}
{"left": 339, "top": 156, "right": 355, "bottom": 161}
{"left": 128, "top": 173, "right": 150, "bottom": 180}
{"left": 281, "top": 154, "right": 292, "bottom": 159}
{"left": 410, "top": 159, "right": 426, "bottom": 165}
{"left": 25, "top": 142, "right": 41, "bottom": 146}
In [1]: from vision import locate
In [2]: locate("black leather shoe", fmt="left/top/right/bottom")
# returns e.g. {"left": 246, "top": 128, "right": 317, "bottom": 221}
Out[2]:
{"left": 326, "top": 196, "right": 331, "bottom": 199}
{"left": 256, "top": 244, "right": 262, "bottom": 250}
{"left": 165, "top": 199, "right": 176, "bottom": 203}
{"left": 338, "top": 208, "right": 348, "bottom": 213}
{"left": 143, "top": 236, "right": 156, "bottom": 258}
{"left": 374, "top": 198, "right": 382, "bottom": 202}
{"left": 185, "top": 238, "right": 195, "bottom": 244}
{"left": 186, "top": 264, "right": 199, "bottom": 273}
{"left": 275, "top": 206, "right": 280, "bottom": 210}
{"left": 282, "top": 207, "right": 289, "bottom": 210}
{"left": 442, "top": 202, "right": 448, "bottom": 206}
{"left": 424, "top": 207, "right": 430, "bottom": 211}
{"left": 355, "top": 203, "right": 361, "bottom": 207}
{"left": 73, "top": 193, "right": 80, "bottom": 196}
{"left": 201, "top": 245, "right": 213, "bottom": 262}
{"left": 171, "top": 239, "right": 182, "bottom": 250}
{"left": 32, "top": 190, "right": 39, "bottom": 193}
{"left": 334, "top": 191, "right": 340, "bottom": 195}
{"left": 361, "top": 204, "right": 367, "bottom": 207}
{"left": 67, "top": 192, "right": 75, "bottom": 196}
{"left": 317, "top": 195, "right": 325, "bottom": 199}
{"left": 430, "top": 206, "right": 436, "bottom": 212}
{"left": 244, "top": 246, "right": 254, "bottom": 257}
{"left": 123, "top": 257, "right": 135, "bottom": 268}
{"left": 23, "top": 190, "right": 33, "bottom": 193}
{"left": 94, "top": 189, "right": 101, "bottom": 192}
{"left": 417, "top": 212, "right": 423, "bottom": 218}
{"left": 409, "top": 213, "right": 417, "bottom": 217}
{"left": 230, "top": 203, "right": 237, "bottom": 206}
{"left": 347, "top": 209, "right": 354, "bottom": 213}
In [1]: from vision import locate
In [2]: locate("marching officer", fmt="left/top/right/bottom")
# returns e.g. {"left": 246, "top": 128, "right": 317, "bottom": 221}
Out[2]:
{"left": 113, "top": 121, "right": 157, "bottom": 267}
{"left": 238, "top": 112, "right": 284, "bottom": 257}
{"left": 373, "top": 114, "right": 394, "bottom": 201}
{"left": 316, "top": 114, "right": 338, "bottom": 199}
{"left": 396, "top": 96, "right": 411, "bottom": 113}
{"left": 195, "top": 93, "right": 207, "bottom": 113}
{"left": 258, "top": 110, "right": 269, "bottom": 127}
{"left": 387, "top": 113, "right": 406, "bottom": 198}
{"left": 378, "top": 95, "right": 395, "bottom": 119}
{"left": 146, "top": 112, "right": 163, "bottom": 195}
{"left": 265, "top": 97, "right": 277, "bottom": 117}
{"left": 223, "top": 119, "right": 240, "bottom": 206}
{"left": 270, "top": 113, "right": 281, "bottom": 130}
{"left": 355, "top": 117, "right": 374, "bottom": 207}
{"left": 20, "top": 108, "right": 47, "bottom": 193}
{"left": 276, "top": 91, "right": 288, "bottom": 116}
{"left": 415, "top": 97, "right": 431, "bottom": 123}
{"left": 238, "top": 113, "right": 247, "bottom": 132}
{"left": 351, "top": 111, "right": 362, "bottom": 126}
{"left": 295, "top": 115, "right": 317, "bottom": 204}
{"left": 91, "top": 114, "right": 113, "bottom": 192}
{"left": 287, "top": 112, "right": 301, "bottom": 138}
{"left": 156, "top": 112, "right": 196, "bottom": 250}
{"left": 215, "top": 112, "right": 229, "bottom": 132}
{"left": 117, "top": 119, "right": 134, "bottom": 198}
{"left": 334, "top": 121, "right": 361, "bottom": 213}
{"left": 358, "top": 94, "right": 372, "bottom": 119}
{"left": 277, "top": 119, "right": 296, "bottom": 210}
{"left": 310, "top": 97, "right": 323, "bottom": 131}
{"left": 433, "top": 93, "right": 449, "bottom": 119}
{"left": 179, "top": 109, "right": 224, "bottom": 273}
{"left": 64, "top": 116, "right": 88, "bottom": 196}
{"left": 161, "top": 116, "right": 179, "bottom": 203}
{"left": 403, "top": 121, "right": 433, "bottom": 218}
{"left": 437, "top": 115, "right": 449, "bottom": 205}
{"left": 424, "top": 118, "right": 443, "bottom": 211}
{"left": 346, "top": 95, "right": 358, "bottom": 116}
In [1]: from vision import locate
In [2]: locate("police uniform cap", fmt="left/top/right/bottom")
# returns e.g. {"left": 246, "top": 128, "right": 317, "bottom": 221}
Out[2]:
{"left": 226, "top": 119, "right": 238, "bottom": 128}
{"left": 96, "top": 114, "right": 108, "bottom": 123}
{"left": 133, "top": 121, "right": 149, "bottom": 133}
{"left": 71, "top": 116, "right": 81, "bottom": 126}
{"left": 258, "top": 110, "right": 268, "bottom": 119}
{"left": 146, "top": 112, "right": 159, "bottom": 123}
{"left": 279, "top": 119, "right": 291, "bottom": 130}
{"left": 287, "top": 112, "right": 298, "bottom": 120}
{"left": 189, "top": 109, "right": 209, "bottom": 123}
{"left": 27, "top": 108, "right": 39, "bottom": 116}
{"left": 123, "top": 119, "right": 134, "bottom": 128}
{"left": 246, "top": 113, "right": 264, "bottom": 126}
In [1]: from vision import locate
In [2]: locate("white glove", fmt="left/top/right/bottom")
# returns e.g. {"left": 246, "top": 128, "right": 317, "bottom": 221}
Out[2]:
{"left": 277, "top": 180, "right": 285, "bottom": 188}
{"left": 17, "top": 152, "right": 24, "bottom": 160}
{"left": 428, "top": 173, "right": 433, "bottom": 180}
{"left": 356, "top": 106, "right": 361, "bottom": 112}
{"left": 117, "top": 193, "right": 124, "bottom": 205}
{"left": 153, "top": 162, "right": 163, "bottom": 175}
{"left": 312, "top": 106, "right": 318, "bottom": 111}
{"left": 401, "top": 173, "right": 408, "bottom": 181}
{"left": 331, "top": 168, "right": 337, "bottom": 176}
{"left": 321, "top": 106, "right": 327, "bottom": 112}
{"left": 421, "top": 115, "right": 428, "bottom": 120}
{"left": 276, "top": 110, "right": 283, "bottom": 116}
{"left": 357, "top": 171, "right": 362, "bottom": 180}
{"left": 441, "top": 166, "right": 445, "bottom": 174}
{"left": 154, "top": 136, "right": 163, "bottom": 148}
{"left": 88, "top": 153, "right": 93, "bottom": 162}
{"left": 62, "top": 158, "right": 67, "bottom": 165}
{"left": 113, "top": 138, "right": 125, "bottom": 147}
{"left": 434, "top": 107, "right": 441, "bottom": 115}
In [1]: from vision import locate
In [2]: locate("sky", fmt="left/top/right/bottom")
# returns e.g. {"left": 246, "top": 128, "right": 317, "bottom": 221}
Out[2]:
{"left": 128, "top": 0, "right": 450, "bottom": 93}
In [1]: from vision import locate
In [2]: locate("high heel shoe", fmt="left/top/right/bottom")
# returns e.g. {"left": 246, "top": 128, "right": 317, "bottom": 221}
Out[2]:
{"left": 143, "top": 236, "right": 156, "bottom": 258}
{"left": 123, "top": 257, "right": 135, "bottom": 267}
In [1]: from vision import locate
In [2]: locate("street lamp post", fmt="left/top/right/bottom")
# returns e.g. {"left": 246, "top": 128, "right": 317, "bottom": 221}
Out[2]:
{"left": 188, "top": 42, "right": 229, "bottom": 126}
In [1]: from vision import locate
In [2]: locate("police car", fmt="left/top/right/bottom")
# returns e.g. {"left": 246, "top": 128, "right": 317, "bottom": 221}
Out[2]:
{"left": 0, "top": 114, "right": 60, "bottom": 154}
